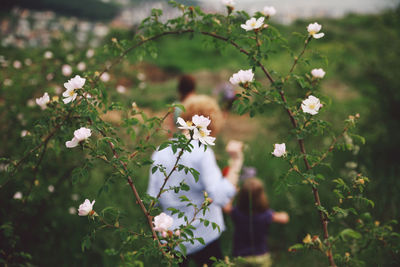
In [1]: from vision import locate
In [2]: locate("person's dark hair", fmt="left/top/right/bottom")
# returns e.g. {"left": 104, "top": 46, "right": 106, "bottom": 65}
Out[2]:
{"left": 237, "top": 177, "right": 269, "bottom": 214}
{"left": 178, "top": 75, "right": 196, "bottom": 101}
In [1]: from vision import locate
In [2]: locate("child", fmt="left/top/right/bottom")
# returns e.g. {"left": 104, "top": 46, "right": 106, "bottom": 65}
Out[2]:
{"left": 225, "top": 177, "right": 289, "bottom": 267}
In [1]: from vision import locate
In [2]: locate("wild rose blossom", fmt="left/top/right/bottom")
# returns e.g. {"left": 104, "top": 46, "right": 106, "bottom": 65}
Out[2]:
{"left": 44, "top": 51, "right": 53, "bottom": 59}
{"left": 222, "top": 0, "right": 235, "bottom": 7}
{"left": 65, "top": 127, "right": 92, "bottom": 148}
{"left": 177, "top": 117, "right": 196, "bottom": 131}
{"left": 62, "top": 75, "right": 86, "bottom": 104}
{"left": 36, "top": 92, "right": 50, "bottom": 110}
{"left": 229, "top": 69, "right": 254, "bottom": 85}
{"left": 177, "top": 115, "right": 216, "bottom": 146}
{"left": 100, "top": 72, "right": 110, "bottom": 82}
{"left": 86, "top": 49, "right": 94, "bottom": 58}
{"left": 116, "top": 85, "right": 126, "bottom": 94}
{"left": 301, "top": 95, "right": 322, "bottom": 115}
{"left": 153, "top": 212, "right": 173, "bottom": 232}
{"left": 13, "top": 191, "right": 23, "bottom": 200}
{"left": 13, "top": 60, "right": 22, "bottom": 69}
{"left": 311, "top": 68, "right": 326, "bottom": 78}
{"left": 48, "top": 185, "right": 55, "bottom": 193}
{"left": 307, "top": 22, "right": 325, "bottom": 39}
{"left": 272, "top": 143, "right": 286, "bottom": 157}
{"left": 62, "top": 64, "right": 72, "bottom": 76}
{"left": 77, "top": 62, "right": 86, "bottom": 71}
{"left": 69, "top": 207, "right": 77, "bottom": 215}
{"left": 241, "top": 17, "right": 265, "bottom": 31}
{"left": 78, "top": 199, "right": 95, "bottom": 216}
{"left": 263, "top": 6, "right": 276, "bottom": 17}
{"left": 192, "top": 115, "right": 216, "bottom": 146}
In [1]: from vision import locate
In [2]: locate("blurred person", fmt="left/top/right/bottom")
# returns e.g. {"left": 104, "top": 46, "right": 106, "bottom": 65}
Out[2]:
{"left": 148, "top": 94, "right": 243, "bottom": 267}
{"left": 166, "top": 74, "right": 197, "bottom": 135}
{"left": 224, "top": 177, "right": 289, "bottom": 267}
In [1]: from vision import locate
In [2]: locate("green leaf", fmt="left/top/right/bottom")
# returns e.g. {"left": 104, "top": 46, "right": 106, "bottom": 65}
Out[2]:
{"left": 339, "top": 228, "right": 362, "bottom": 241}
{"left": 179, "top": 244, "right": 187, "bottom": 257}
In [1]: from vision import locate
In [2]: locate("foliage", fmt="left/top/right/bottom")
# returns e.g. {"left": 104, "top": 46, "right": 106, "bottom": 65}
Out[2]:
{"left": 1, "top": 1, "right": 400, "bottom": 267}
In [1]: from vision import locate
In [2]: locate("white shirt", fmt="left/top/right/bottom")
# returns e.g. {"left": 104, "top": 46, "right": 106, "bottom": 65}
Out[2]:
{"left": 147, "top": 140, "right": 236, "bottom": 255}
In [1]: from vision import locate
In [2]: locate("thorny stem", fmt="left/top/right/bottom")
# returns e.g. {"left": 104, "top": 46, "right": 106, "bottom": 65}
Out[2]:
{"left": 285, "top": 36, "right": 312, "bottom": 82}
{"left": 311, "top": 126, "right": 349, "bottom": 169}
{"left": 96, "top": 28, "right": 335, "bottom": 266}
{"left": 102, "top": 137, "right": 171, "bottom": 261}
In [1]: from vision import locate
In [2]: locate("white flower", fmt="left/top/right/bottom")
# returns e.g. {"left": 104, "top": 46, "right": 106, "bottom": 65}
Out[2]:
{"left": 241, "top": 17, "right": 265, "bottom": 31}
{"left": 193, "top": 128, "right": 216, "bottom": 146}
{"left": 13, "top": 191, "right": 23, "bottom": 199}
{"left": 77, "top": 62, "right": 86, "bottom": 71}
{"left": 13, "top": 60, "right": 22, "bottom": 69}
{"left": 24, "top": 58, "right": 32, "bottom": 66}
{"left": 48, "top": 185, "right": 55, "bottom": 193}
{"left": 66, "top": 127, "right": 92, "bottom": 148}
{"left": 153, "top": 212, "right": 173, "bottom": 232}
{"left": 139, "top": 82, "right": 146, "bottom": 89}
{"left": 21, "top": 130, "right": 29, "bottom": 137}
{"left": 69, "top": 207, "right": 77, "bottom": 215}
{"left": 222, "top": 0, "right": 235, "bottom": 7}
{"left": 263, "top": 6, "right": 276, "bottom": 17}
{"left": 192, "top": 114, "right": 211, "bottom": 129}
{"left": 137, "top": 72, "right": 146, "bottom": 81}
{"left": 100, "top": 72, "right": 110, "bottom": 82}
{"left": 229, "top": 69, "right": 254, "bottom": 85}
{"left": 177, "top": 117, "right": 195, "bottom": 131}
{"left": 27, "top": 99, "right": 35, "bottom": 107}
{"left": 78, "top": 199, "right": 95, "bottom": 216}
{"left": 311, "top": 68, "right": 326, "bottom": 79}
{"left": 116, "top": 85, "right": 126, "bottom": 94}
{"left": 301, "top": 95, "right": 322, "bottom": 115}
{"left": 192, "top": 115, "right": 215, "bottom": 146}
{"left": 175, "top": 230, "right": 181, "bottom": 236}
{"left": 272, "top": 143, "right": 286, "bottom": 157}
{"left": 62, "top": 75, "right": 86, "bottom": 104}
{"left": 3, "top": 79, "right": 12, "bottom": 86}
{"left": 44, "top": 51, "right": 53, "bottom": 59}
{"left": 36, "top": 92, "right": 50, "bottom": 110}
{"left": 46, "top": 73, "right": 54, "bottom": 81}
{"left": 86, "top": 49, "right": 94, "bottom": 58}
{"left": 307, "top": 22, "right": 325, "bottom": 39}
{"left": 62, "top": 64, "right": 72, "bottom": 76}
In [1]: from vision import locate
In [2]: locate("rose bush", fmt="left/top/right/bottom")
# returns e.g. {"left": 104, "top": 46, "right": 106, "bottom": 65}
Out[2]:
{"left": 1, "top": 1, "right": 399, "bottom": 266}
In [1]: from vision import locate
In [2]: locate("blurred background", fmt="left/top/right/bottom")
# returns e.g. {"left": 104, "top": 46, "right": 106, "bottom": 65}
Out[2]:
{"left": 1, "top": 0, "right": 399, "bottom": 266}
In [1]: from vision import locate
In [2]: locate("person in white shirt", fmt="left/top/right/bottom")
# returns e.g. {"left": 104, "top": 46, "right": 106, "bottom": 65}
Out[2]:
{"left": 148, "top": 94, "right": 243, "bottom": 266}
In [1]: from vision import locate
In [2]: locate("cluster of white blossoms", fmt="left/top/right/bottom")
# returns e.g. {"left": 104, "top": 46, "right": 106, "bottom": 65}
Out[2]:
{"left": 78, "top": 199, "right": 95, "bottom": 216}
{"left": 307, "top": 22, "right": 325, "bottom": 39}
{"left": 311, "top": 68, "right": 326, "bottom": 79}
{"left": 272, "top": 143, "right": 286, "bottom": 157}
{"left": 62, "top": 75, "right": 86, "bottom": 104}
{"left": 229, "top": 69, "right": 254, "bottom": 86}
{"left": 301, "top": 95, "right": 322, "bottom": 115}
{"left": 35, "top": 92, "right": 50, "bottom": 110}
{"left": 177, "top": 115, "right": 216, "bottom": 146}
{"left": 65, "top": 127, "right": 92, "bottom": 148}
{"left": 241, "top": 17, "right": 265, "bottom": 31}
